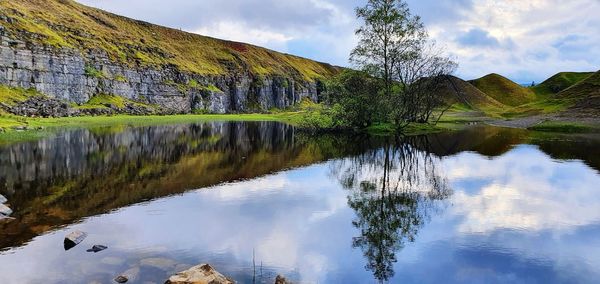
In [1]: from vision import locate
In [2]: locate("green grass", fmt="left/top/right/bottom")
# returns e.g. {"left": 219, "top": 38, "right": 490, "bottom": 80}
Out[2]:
{"left": 531, "top": 72, "right": 594, "bottom": 96}
{"left": 0, "top": 85, "right": 40, "bottom": 105}
{"left": 0, "top": 0, "right": 339, "bottom": 81}
{"left": 528, "top": 121, "right": 600, "bottom": 133}
{"left": 470, "top": 73, "right": 537, "bottom": 106}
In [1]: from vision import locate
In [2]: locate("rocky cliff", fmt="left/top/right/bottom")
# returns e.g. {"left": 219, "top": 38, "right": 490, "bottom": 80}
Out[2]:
{"left": 0, "top": 0, "right": 338, "bottom": 115}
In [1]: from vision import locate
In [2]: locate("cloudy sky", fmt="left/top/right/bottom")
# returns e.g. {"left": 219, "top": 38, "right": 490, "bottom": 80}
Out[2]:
{"left": 77, "top": 0, "right": 600, "bottom": 83}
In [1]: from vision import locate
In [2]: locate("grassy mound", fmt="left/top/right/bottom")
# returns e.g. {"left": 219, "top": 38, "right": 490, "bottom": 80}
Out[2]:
{"left": 0, "top": 0, "right": 338, "bottom": 81}
{"left": 437, "top": 76, "right": 505, "bottom": 112}
{"left": 532, "top": 72, "right": 594, "bottom": 96}
{"left": 557, "top": 70, "right": 600, "bottom": 114}
{"left": 470, "top": 73, "right": 536, "bottom": 106}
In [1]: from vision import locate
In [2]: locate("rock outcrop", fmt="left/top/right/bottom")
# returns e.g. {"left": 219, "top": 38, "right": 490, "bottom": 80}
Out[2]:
{"left": 0, "top": 0, "right": 338, "bottom": 116}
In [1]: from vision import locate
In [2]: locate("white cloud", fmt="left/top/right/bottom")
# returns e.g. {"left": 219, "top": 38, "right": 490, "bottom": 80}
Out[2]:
{"left": 76, "top": 0, "right": 600, "bottom": 82}
{"left": 193, "top": 22, "right": 294, "bottom": 51}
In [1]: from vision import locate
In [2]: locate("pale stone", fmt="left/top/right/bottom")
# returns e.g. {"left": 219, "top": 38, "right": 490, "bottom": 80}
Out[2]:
{"left": 0, "top": 194, "right": 7, "bottom": 203}
{"left": 166, "top": 264, "right": 234, "bottom": 284}
{"left": 0, "top": 203, "right": 12, "bottom": 216}
{"left": 64, "top": 230, "right": 87, "bottom": 250}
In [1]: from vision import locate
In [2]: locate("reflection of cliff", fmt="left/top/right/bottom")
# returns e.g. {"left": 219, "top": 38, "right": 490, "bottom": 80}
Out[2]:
{"left": 331, "top": 138, "right": 452, "bottom": 282}
{"left": 0, "top": 122, "right": 366, "bottom": 250}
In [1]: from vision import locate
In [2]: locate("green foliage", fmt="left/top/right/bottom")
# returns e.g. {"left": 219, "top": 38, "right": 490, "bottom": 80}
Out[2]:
{"left": 188, "top": 79, "right": 199, "bottom": 88}
{"left": 84, "top": 65, "right": 104, "bottom": 78}
{"left": 202, "top": 84, "right": 221, "bottom": 93}
{"left": 295, "top": 104, "right": 345, "bottom": 131}
{"left": 114, "top": 74, "right": 127, "bottom": 82}
{"left": 325, "top": 70, "right": 383, "bottom": 128}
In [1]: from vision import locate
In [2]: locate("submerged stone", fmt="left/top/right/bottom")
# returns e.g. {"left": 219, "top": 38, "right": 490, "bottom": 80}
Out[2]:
{"left": 114, "top": 275, "right": 128, "bottom": 283}
{"left": 64, "top": 230, "right": 88, "bottom": 250}
{"left": 86, "top": 245, "right": 108, "bottom": 253}
{"left": 115, "top": 267, "right": 140, "bottom": 283}
{"left": 166, "top": 264, "right": 234, "bottom": 284}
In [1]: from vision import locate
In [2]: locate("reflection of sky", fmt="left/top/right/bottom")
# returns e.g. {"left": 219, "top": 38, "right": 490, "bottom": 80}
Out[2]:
{"left": 1, "top": 145, "right": 600, "bottom": 283}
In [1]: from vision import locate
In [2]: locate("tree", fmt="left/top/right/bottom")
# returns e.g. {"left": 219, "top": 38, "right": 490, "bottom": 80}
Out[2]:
{"left": 325, "top": 70, "right": 383, "bottom": 128}
{"left": 351, "top": 0, "right": 456, "bottom": 129}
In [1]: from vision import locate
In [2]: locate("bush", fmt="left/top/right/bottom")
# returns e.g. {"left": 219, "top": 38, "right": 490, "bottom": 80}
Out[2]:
{"left": 324, "top": 70, "right": 383, "bottom": 129}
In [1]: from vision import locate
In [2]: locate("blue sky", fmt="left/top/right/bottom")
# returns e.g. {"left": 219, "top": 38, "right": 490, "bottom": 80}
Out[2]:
{"left": 77, "top": 0, "right": 600, "bottom": 83}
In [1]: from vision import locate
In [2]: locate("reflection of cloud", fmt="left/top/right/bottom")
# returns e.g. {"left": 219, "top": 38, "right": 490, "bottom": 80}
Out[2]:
{"left": 443, "top": 145, "right": 600, "bottom": 233}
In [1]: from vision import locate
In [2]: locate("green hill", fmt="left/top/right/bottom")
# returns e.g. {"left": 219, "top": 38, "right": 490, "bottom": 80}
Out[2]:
{"left": 532, "top": 72, "right": 595, "bottom": 96}
{"left": 470, "top": 74, "right": 537, "bottom": 106}
{"left": 437, "top": 76, "right": 505, "bottom": 111}
{"left": 0, "top": 0, "right": 338, "bottom": 80}
{"left": 558, "top": 70, "right": 600, "bottom": 114}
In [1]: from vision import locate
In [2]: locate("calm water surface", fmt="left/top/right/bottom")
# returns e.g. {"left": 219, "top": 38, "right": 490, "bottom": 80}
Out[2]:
{"left": 0, "top": 122, "right": 599, "bottom": 283}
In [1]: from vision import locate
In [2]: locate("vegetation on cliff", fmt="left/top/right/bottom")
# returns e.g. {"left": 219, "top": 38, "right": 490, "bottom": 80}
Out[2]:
{"left": 0, "top": 0, "right": 338, "bottom": 81}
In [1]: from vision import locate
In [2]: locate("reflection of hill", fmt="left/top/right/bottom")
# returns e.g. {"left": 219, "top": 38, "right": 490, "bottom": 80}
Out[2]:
{"left": 411, "top": 126, "right": 528, "bottom": 157}
{"left": 0, "top": 122, "right": 368, "bottom": 250}
{"left": 409, "top": 126, "right": 600, "bottom": 172}
{"left": 1, "top": 122, "right": 599, "bottom": 252}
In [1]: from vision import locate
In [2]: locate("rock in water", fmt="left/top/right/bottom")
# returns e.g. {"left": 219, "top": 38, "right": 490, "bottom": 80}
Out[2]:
{"left": 86, "top": 245, "right": 108, "bottom": 253}
{"left": 115, "top": 267, "right": 140, "bottom": 283}
{"left": 0, "top": 204, "right": 12, "bottom": 216}
{"left": 0, "top": 194, "right": 7, "bottom": 203}
{"left": 64, "top": 230, "right": 88, "bottom": 250}
{"left": 166, "top": 264, "right": 234, "bottom": 284}
{"left": 275, "top": 275, "right": 290, "bottom": 284}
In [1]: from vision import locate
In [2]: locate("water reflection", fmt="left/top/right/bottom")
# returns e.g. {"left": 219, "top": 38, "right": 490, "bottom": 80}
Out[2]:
{"left": 0, "top": 122, "right": 369, "bottom": 250}
{"left": 0, "top": 123, "right": 599, "bottom": 283}
{"left": 333, "top": 138, "right": 452, "bottom": 282}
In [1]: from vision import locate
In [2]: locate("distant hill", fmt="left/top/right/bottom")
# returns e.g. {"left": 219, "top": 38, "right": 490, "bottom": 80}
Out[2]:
{"left": 532, "top": 72, "right": 595, "bottom": 96}
{"left": 470, "top": 74, "right": 537, "bottom": 107}
{"left": 558, "top": 70, "right": 600, "bottom": 114}
{"left": 437, "top": 76, "right": 505, "bottom": 111}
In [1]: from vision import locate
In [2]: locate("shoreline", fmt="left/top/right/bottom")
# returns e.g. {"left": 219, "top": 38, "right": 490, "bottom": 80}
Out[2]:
{"left": 1, "top": 112, "right": 599, "bottom": 144}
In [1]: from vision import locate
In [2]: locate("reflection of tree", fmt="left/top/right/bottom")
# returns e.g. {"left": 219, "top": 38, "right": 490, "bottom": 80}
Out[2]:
{"left": 332, "top": 137, "right": 452, "bottom": 283}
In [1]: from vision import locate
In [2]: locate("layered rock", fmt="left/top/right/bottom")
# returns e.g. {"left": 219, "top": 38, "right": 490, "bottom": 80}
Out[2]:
{"left": 0, "top": 33, "right": 323, "bottom": 115}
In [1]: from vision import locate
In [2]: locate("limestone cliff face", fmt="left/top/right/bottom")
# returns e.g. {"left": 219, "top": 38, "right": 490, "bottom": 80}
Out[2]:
{"left": 0, "top": 33, "right": 323, "bottom": 114}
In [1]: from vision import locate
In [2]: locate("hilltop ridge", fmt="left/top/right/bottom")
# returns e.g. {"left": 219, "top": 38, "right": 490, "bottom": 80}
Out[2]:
{"left": 0, "top": 0, "right": 339, "bottom": 114}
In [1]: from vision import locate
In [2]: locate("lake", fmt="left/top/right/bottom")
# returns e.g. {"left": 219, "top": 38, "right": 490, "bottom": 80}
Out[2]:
{"left": 0, "top": 122, "right": 599, "bottom": 283}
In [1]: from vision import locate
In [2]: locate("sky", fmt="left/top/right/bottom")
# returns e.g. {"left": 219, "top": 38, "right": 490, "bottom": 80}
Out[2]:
{"left": 76, "top": 0, "right": 600, "bottom": 83}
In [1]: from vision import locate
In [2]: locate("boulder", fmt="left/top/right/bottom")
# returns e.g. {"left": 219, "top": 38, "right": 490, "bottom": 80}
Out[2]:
{"left": 0, "top": 203, "right": 12, "bottom": 216}
{"left": 64, "top": 230, "right": 88, "bottom": 250}
{"left": 0, "top": 194, "right": 7, "bottom": 203}
{"left": 165, "top": 264, "right": 234, "bottom": 284}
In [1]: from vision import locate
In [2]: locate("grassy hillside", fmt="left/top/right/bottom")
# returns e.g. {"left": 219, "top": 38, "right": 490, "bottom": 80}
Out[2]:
{"left": 437, "top": 76, "right": 505, "bottom": 111}
{"left": 532, "top": 72, "right": 594, "bottom": 96}
{"left": 470, "top": 74, "right": 537, "bottom": 106}
{"left": 558, "top": 70, "right": 600, "bottom": 114}
{"left": 0, "top": 0, "right": 338, "bottom": 80}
